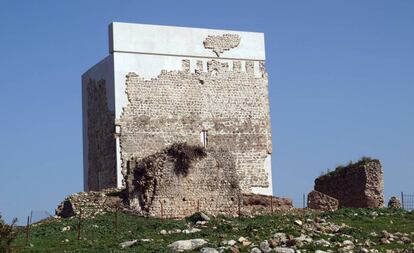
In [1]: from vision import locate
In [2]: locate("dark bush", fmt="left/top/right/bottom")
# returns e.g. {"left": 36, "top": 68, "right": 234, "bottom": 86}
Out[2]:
{"left": 167, "top": 142, "right": 207, "bottom": 176}
{"left": 0, "top": 214, "right": 18, "bottom": 253}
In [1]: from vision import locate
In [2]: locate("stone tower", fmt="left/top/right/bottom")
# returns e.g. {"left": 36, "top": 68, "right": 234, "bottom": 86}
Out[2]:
{"left": 82, "top": 22, "right": 273, "bottom": 198}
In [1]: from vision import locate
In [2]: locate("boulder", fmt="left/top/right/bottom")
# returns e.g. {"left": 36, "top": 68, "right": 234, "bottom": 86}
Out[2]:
{"left": 167, "top": 239, "right": 208, "bottom": 252}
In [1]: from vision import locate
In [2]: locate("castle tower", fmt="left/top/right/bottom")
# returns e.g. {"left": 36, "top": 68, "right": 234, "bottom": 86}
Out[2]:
{"left": 82, "top": 22, "right": 273, "bottom": 197}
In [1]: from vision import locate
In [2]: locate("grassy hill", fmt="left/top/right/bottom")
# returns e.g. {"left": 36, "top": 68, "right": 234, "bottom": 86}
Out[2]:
{"left": 10, "top": 208, "right": 414, "bottom": 253}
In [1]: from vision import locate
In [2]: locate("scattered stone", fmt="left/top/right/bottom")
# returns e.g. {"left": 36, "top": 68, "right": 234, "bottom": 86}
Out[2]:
{"left": 227, "top": 240, "right": 237, "bottom": 246}
{"left": 268, "top": 239, "right": 278, "bottom": 248}
{"left": 238, "top": 236, "right": 248, "bottom": 243}
{"left": 250, "top": 247, "right": 262, "bottom": 253}
{"left": 358, "top": 248, "right": 369, "bottom": 253}
{"left": 119, "top": 239, "right": 138, "bottom": 248}
{"left": 61, "top": 226, "right": 71, "bottom": 232}
{"left": 401, "top": 236, "right": 412, "bottom": 244}
{"left": 315, "top": 239, "right": 330, "bottom": 246}
{"left": 182, "top": 228, "right": 201, "bottom": 234}
{"left": 273, "top": 232, "right": 287, "bottom": 243}
{"left": 200, "top": 247, "right": 219, "bottom": 253}
{"left": 167, "top": 239, "right": 208, "bottom": 252}
{"left": 242, "top": 240, "right": 252, "bottom": 246}
{"left": 200, "top": 212, "right": 210, "bottom": 221}
{"left": 294, "top": 220, "right": 303, "bottom": 226}
{"left": 259, "top": 240, "right": 271, "bottom": 253}
{"left": 273, "top": 247, "right": 295, "bottom": 253}
{"left": 160, "top": 229, "right": 167, "bottom": 235}
{"left": 230, "top": 246, "right": 240, "bottom": 253}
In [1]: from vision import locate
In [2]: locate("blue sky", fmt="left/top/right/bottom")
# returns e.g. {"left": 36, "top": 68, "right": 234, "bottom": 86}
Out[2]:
{"left": 0, "top": 1, "right": 413, "bottom": 224}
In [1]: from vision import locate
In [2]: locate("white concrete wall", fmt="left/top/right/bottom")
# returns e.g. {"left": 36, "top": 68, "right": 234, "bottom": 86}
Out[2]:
{"left": 109, "top": 22, "right": 265, "bottom": 60}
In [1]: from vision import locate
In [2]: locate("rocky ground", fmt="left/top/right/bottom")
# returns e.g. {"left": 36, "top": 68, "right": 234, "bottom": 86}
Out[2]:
{"left": 12, "top": 208, "right": 414, "bottom": 252}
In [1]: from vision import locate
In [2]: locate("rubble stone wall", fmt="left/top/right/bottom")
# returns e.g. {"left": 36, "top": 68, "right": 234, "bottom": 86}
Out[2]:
{"left": 314, "top": 159, "right": 384, "bottom": 208}
{"left": 86, "top": 79, "right": 117, "bottom": 191}
{"left": 117, "top": 58, "right": 272, "bottom": 194}
{"left": 125, "top": 144, "right": 241, "bottom": 218}
{"left": 307, "top": 190, "right": 339, "bottom": 211}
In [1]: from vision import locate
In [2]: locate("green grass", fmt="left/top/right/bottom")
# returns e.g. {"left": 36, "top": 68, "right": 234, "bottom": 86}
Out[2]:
{"left": 11, "top": 208, "right": 414, "bottom": 253}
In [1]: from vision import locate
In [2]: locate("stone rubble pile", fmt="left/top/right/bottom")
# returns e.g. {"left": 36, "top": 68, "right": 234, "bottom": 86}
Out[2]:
{"left": 55, "top": 188, "right": 125, "bottom": 218}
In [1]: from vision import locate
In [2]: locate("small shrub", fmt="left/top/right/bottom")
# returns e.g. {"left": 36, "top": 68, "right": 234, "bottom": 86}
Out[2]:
{"left": 0, "top": 214, "right": 18, "bottom": 253}
{"left": 167, "top": 142, "right": 207, "bottom": 176}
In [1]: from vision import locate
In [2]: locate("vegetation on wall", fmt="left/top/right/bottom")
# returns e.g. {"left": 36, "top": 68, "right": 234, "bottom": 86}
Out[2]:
{"left": 166, "top": 142, "right": 207, "bottom": 176}
{"left": 318, "top": 156, "right": 376, "bottom": 179}
{"left": 127, "top": 142, "right": 207, "bottom": 213}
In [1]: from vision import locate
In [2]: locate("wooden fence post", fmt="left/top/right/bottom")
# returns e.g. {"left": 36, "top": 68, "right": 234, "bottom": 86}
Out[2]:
{"left": 237, "top": 195, "right": 241, "bottom": 218}
{"left": 303, "top": 194, "right": 306, "bottom": 209}
{"left": 77, "top": 209, "right": 82, "bottom": 240}
{"left": 25, "top": 216, "right": 30, "bottom": 246}
{"left": 401, "top": 192, "right": 404, "bottom": 209}
{"left": 160, "top": 200, "right": 164, "bottom": 219}
{"left": 114, "top": 206, "right": 118, "bottom": 231}
{"left": 270, "top": 195, "right": 273, "bottom": 214}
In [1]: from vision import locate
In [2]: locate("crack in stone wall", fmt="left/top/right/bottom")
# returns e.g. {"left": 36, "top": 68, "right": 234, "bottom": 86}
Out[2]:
{"left": 87, "top": 79, "right": 117, "bottom": 191}
{"left": 117, "top": 59, "right": 272, "bottom": 194}
{"left": 203, "top": 34, "right": 241, "bottom": 57}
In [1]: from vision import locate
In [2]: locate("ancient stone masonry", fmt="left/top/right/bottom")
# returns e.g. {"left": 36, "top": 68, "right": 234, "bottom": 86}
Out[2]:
{"left": 307, "top": 190, "right": 339, "bottom": 212}
{"left": 86, "top": 79, "right": 117, "bottom": 191}
{"left": 312, "top": 158, "right": 384, "bottom": 208}
{"left": 55, "top": 188, "right": 124, "bottom": 219}
{"left": 125, "top": 142, "right": 241, "bottom": 218}
{"left": 82, "top": 23, "right": 274, "bottom": 211}
{"left": 203, "top": 34, "right": 241, "bottom": 57}
{"left": 388, "top": 196, "right": 402, "bottom": 209}
{"left": 117, "top": 58, "right": 272, "bottom": 195}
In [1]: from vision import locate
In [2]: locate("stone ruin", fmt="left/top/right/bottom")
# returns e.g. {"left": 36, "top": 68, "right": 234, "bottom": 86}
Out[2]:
{"left": 307, "top": 190, "right": 339, "bottom": 212}
{"left": 388, "top": 196, "right": 402, "bottom": 209}
{"left": 63, "top": 22, "right": 294, "bottom": 219}
{"left": 308, "top": 157, "right": 384, "bottom": 210}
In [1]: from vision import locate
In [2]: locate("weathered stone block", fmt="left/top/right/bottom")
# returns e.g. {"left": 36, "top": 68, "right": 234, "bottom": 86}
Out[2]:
{"left": 307, "top": 190, "right": 339, "bottom": 211}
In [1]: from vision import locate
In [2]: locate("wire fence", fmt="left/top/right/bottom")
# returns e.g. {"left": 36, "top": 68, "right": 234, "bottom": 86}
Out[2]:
{"left": 401, "top": 192, "right": 414, "bottom": 211}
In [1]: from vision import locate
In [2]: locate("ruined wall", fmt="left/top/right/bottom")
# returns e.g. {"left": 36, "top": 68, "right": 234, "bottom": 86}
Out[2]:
{"left": 117, "top": 57, "right": 272, "bottom": 194}
{"left": 307, "top": 190, "right": 339, "bottom": 211}
{"left": 87, "top": 79, "right": 117, "bottom": 190}
{"left": 314, "top": 159, "right": 384, "bottom": 208}
{"left": 125, "top": 143, "right": 241, "bottom": 218}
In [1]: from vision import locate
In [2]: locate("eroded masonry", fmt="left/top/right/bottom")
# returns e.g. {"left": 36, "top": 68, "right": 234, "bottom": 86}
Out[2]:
{"left": 82, "top": 22, "right": 278, "bottom": 217}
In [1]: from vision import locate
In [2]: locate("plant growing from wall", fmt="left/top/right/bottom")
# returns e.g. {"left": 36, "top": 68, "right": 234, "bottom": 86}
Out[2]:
{"left": 126, "top": 142, "right": 207, "bottom": 214}
{"left": 167, "top": 142, "right": 207, "bottom": 176}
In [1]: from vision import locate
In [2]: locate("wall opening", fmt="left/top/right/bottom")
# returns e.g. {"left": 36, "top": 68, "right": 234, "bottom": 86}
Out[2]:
{"left": 200, "top": 130, "right": 208, "bottom": 148}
